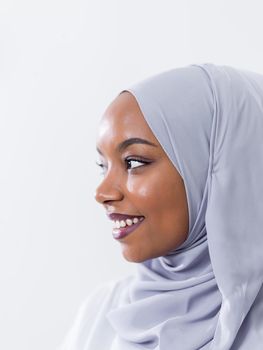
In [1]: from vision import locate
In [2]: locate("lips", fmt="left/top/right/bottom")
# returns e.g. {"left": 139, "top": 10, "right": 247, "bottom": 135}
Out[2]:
{"left": 106, "top": 212, "right": 145, "bottom": 240}
{"left": 107, "top": 213, "right": 145, "bottom": 221}
{"left": 112, "top": 217, "right": 145, "bottom": 239}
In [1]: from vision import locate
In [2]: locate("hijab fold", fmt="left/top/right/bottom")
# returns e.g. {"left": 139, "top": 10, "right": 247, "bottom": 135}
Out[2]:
{"left": 106, "top": 63, "right": 263, "bottom": 349}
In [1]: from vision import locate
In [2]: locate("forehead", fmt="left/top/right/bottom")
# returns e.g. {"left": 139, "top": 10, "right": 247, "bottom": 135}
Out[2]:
{"left": 96, "top": 92, "right": 159, "bottom": 146}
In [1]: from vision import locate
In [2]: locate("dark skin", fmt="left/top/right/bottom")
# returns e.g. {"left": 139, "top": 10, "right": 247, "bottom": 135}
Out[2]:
{"left": 95, "top": 92, "right": 189, "bottom": 263}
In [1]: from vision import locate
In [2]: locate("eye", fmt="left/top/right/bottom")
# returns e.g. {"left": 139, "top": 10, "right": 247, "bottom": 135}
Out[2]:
{"left": 95, "top": 157, "right": 151, "bottom": 175}
{"left": 125, "top": 157, "right": 150, "bottom": 170}
{"left": 95, "top": 161, "right": 107, "bottom": 175}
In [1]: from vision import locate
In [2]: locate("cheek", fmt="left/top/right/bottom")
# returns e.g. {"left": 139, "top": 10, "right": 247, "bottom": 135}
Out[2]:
{"left": 126, "top": 173, "right": 176, "bottom": 212}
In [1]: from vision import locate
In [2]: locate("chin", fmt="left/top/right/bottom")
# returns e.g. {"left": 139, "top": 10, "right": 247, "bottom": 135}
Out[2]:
{"left": 121, "top": 247, "right": 160, "bottom": 263}
{"left": 122, "top": 253, "right": 145, "bottom": 263}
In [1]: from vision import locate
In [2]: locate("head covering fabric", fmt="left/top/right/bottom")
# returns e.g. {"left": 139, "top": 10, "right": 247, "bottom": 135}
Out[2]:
{"left": 106, "top": 63, "right": 263, "bottom": 349}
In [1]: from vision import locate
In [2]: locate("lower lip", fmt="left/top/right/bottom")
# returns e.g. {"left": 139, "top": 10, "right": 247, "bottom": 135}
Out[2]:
{"left": 112, "top": 218, "right": 145, "bottom": 240}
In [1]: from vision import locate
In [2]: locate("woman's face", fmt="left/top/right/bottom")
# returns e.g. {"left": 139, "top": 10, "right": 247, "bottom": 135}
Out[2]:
{"left": 95, "top": 92, "right": 189, "bottom": 262}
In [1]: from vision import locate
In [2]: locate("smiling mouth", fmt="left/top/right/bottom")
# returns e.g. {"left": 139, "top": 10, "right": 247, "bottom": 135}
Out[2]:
{"left": 112, "top": 217, "right": 145, "bottom": 240}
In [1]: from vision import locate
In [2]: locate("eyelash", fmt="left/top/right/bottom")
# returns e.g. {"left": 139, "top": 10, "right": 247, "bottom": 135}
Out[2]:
{"left": 96, "top": 157, "right": 150, "bottom": 174}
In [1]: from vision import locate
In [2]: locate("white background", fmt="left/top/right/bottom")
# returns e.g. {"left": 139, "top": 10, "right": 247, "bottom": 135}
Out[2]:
{"left": 1, "top": 0, "right": 263, "bottom": 349}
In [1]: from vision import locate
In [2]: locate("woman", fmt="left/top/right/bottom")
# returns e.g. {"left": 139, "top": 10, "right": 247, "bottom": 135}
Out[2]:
{"left": 58, "top": 63, "right": 263, "bottom": 349}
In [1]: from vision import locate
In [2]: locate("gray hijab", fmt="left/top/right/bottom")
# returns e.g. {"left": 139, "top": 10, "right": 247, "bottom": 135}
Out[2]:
{"left": 106, "top": 63, "right": 263, "bottom": 349}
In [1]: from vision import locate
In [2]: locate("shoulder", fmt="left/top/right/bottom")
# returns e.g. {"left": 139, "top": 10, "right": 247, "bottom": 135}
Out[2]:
{"left": 57, "top": 275, "right": 134, "bottom": 350}
{"left": 80, "top": 274, "right": 133, "bottom": 312}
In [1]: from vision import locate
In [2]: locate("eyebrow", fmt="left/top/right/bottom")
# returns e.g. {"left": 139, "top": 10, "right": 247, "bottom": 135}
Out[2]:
{"left": 96, "top": 137, "right": 158, "bottom": 155}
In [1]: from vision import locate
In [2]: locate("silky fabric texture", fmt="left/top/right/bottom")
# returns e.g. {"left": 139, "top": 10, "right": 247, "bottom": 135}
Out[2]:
{"left": 106, "top": 64, "right": 263, "bottom": 349}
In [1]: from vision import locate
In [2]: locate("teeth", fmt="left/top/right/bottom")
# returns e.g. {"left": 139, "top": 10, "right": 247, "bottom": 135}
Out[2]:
{"left": 126, "top": 219, "right": 133, "bottom": 226}
{"left": 112, "top": 217, "right": 143, "bottom": 229}
{"left": 120, "top": 220, "right": 126, "bottom": 227}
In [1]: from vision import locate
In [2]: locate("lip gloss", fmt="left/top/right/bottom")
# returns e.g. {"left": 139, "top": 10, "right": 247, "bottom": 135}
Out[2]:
{"left": 112, "top": 217, "right": 145, "bottom": 240}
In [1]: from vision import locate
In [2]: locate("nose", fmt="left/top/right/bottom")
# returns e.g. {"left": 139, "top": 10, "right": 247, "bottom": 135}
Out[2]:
{"left": 94, "top": 172, "right": 124, "bottom": 205}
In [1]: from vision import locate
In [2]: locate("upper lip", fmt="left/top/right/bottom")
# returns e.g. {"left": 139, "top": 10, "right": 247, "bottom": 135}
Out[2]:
{"left": 107, "top": 213, "right": 145, "bottom": 221}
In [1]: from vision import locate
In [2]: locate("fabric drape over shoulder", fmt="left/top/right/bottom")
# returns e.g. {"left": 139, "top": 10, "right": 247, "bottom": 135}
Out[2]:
{"left": 104, "top": 64, "right": 263, "bottom": 349}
